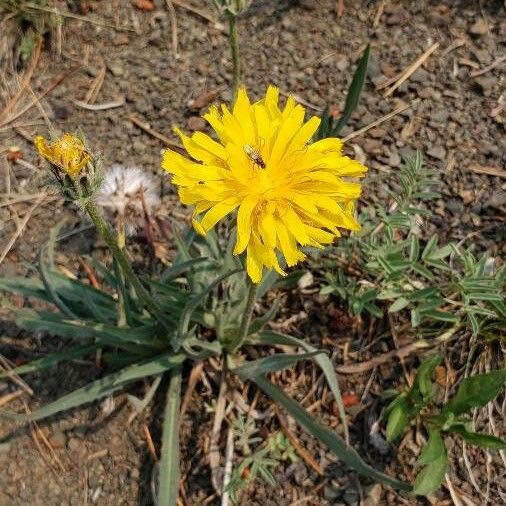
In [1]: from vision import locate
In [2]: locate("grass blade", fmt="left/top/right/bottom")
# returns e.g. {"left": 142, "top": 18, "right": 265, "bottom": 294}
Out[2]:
{"left": 1, "top": 353, "right": 185, "bottom": 422}
{"left": 232, "top": 351, "right": 322, "bottom": 379}
{"left": 332, "top": 43, "right": 370, "bottom": 136}
{"left": 0, "top": 344, "right": 99, "bottom": 379}
{"left": 158, "top": 365, "right": 183, "bottom": 506}
{"left": 250, "top": 331, "right": 349, "bottom": 444}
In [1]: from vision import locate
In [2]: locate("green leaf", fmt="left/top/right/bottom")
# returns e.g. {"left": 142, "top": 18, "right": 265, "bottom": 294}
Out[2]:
{"left": 449, "top": 426, "right": 506, "bottom": 450}
{"left": 232, "top": 351, "right": 323, "bottom": 380}
{"left": 421, "top": 235, "right": 438, "bottom": 261}
{"left": 420, "top": 309, "right": 459, "bottom": 323}
{"left": 332, "top": 43, "right": 371, "bottom": 136}
{"left": 1, "top": 353, "right": 185, "bottom": 422}
{"left": 413, "top": 452, "right": 447, "bottom": 496}
{"left": 388, "top": 297, "right": 410, "bottom": 313}
{"left": 413, "top": 354, "right": 442, "bottom": 401}
{"left": 254, "top": 376, "right": 410, "bottom": 491}
{"left": 248, "top": 300, "right": 280, "bottom": 335}
{"left": 386, "top": 398, "right": 411, "bottom": 442}
{"left": 417, "top": 430, "right": 445, "bottom": 466}
{"left": 251, "top": 331, "right": 349, "bottom": 443}
{"left": 158, "top": 365, "right": 183, "bottom": 506}
{"left": 443, "top": 369, "right": 506, "bottom": 417}
{"left": 0, "top": 344, "right": 99, "bottom": 379}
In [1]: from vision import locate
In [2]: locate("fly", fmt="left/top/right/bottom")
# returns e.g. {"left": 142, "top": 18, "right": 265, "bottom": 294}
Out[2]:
{"left": 244, "top": 144, "right": 266, "bottom": 169}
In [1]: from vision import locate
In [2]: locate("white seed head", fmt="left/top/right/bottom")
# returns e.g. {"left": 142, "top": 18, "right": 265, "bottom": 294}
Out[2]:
{"left": 96, "top": 165, "right": 160, "bottom": 232}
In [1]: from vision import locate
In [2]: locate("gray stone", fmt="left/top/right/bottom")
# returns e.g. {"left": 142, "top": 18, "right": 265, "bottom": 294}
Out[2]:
{"left": 427, "top": 145, "right": 446, "bottom": 160}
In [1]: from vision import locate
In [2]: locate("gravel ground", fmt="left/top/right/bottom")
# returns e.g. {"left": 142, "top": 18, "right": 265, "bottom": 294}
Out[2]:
{"left": 0, "top": 0, "right": 505, "bottom": 504}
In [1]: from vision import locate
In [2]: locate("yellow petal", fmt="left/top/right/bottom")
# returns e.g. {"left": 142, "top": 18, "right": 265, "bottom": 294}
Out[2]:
{"left": 234, "top": 195, "right": 259, "bottom": 255}
{"left": 200, "top": 197, "right": 239, "bottom": 232}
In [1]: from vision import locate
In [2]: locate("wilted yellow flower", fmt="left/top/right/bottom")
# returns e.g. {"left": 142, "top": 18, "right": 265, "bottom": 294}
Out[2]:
{"left": 162, "top": 86, "right": 367, "bottom": 283}
{"left": 35, "top": 133, "right": 90, "bottom": 178}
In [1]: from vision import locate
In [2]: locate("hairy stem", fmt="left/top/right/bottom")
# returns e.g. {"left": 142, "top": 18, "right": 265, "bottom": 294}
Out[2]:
{"left": 85, "top": 201, "right": 169, "bottom": 330}
{"left": 227, "top": 10, "right": 241, "bottom": 102}
{"left": 227, "top": 280, "right": 258, "bottom": 352}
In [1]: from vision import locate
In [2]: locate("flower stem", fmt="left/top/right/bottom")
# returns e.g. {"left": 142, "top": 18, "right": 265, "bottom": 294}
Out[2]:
{"left": 227, "top": 10, "right": 241, "bottom": 102}
{"left": 84, "top": 200, "right": 169, "bottom": 330}
{"left": 228, "top": 280, "right": 257, "bottom": 352}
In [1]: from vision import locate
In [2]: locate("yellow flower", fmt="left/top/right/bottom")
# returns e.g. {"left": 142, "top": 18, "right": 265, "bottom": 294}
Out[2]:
{"left": 35, "top": 133, "right": 90, "bottom": 178}
{"left": 162, "top": 86, "right": 367, "bottom": 283}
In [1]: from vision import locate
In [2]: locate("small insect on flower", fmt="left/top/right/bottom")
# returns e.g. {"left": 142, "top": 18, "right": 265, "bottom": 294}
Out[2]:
{"left": 243, "top": 144, "right": 266, "bottom": 169}
{"left": 96, "top": 165, "right": 160, "bottom": 234}
{"left": 34, "top": 134, "right": 91, "bottom": 179}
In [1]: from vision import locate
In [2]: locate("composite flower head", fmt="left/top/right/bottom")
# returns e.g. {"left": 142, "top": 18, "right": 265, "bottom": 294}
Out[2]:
{"left": 35, "top": 133, "right": 90, "bottom": 178}
{"left": 162, "top": 86, "right": 367, "bottom": 283}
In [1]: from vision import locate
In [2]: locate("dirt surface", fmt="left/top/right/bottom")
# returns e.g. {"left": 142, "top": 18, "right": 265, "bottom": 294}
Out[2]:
{"left": 1, "top": 0, "right": 505, "bottom": 505}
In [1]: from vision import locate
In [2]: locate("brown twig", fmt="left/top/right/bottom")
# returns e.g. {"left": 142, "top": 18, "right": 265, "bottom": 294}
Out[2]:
{"left": 336, "top": 325, "right": 461, "bottom": 374}
{"left": 143, "top": 423, "right": 159, "bottom": 461}
{"left": 0, "top": 35, "right": 43, "bottom": 124}
{"left": 210, "top": 365, "right": 228, "bottom": 494}
{"left": 170, "top": 0, "right": 225, "bottom": 31}
{"left": 73, "top": 97, "right": 125, "bottom": 110}
{"left": 0, "top": 194, "right": 46, "bottom": 265}
{"left": 471, "top": 165, "right": 506, "bottom": 178}
{"left": 342, "top": 99, "right": 420, "bottom": 143}
{"left": 180, "top": 361, "right": 204, "bottom": 420}
{"left": 125, "top": 114, "right": 184, "bottom": 150}
{"left": 372, "top": 0, "right": 385, "bottom": 28}
{"left": 383, "top": 42, "right": 440, "bottom": 97}
{"left": 470, "top": 55, "right": 506, "bottom": 78}
{"left": 0, "top": 65, "right": 82, "bottom": 128}
{"left": 165, "top": 0, "right": 179, "bottom": 59}
{"left": 275, "top": 406, "right": 324, "bottom": 476}
{"left": 0, "top": 390, "right": 24, "bottom": 407}
{"left": 84, "top": 61, "right": 106, "bottom": 104}
{"left": 78, "top": 257, "right": 101, "bottom": 289}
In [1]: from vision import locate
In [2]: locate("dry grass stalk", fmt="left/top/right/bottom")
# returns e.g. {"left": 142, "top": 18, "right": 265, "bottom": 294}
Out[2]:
{"left": 383, "top": 42, "right": 440, "bottom": 97}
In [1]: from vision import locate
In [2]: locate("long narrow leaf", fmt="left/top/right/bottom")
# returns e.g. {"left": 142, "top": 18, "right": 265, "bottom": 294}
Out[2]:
{"left": 250, "top": 331, "right": 349, "bottom": 443}
{"left": 0, "top": 344, "right": 99, "bottom": 379}
{"left": 233, "top": 351, "right": 322, "bottom": 379}
{"left": 158, "top": 365, "right": 183, "bottom": 506}
{"left": 1, "top": 353, "right": 185, "bottom": 422}
{"left": 254, "top": 376, "right": 410, "bottom": 490}
{"left": 332, "top": 43, "right": 371, "bottom": 135}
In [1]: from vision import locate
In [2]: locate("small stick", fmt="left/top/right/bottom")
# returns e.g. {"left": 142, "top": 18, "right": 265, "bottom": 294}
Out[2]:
{"left": 143, "top": 423, "right": 159, "bottom": 461}
{"left": 0, "top": 35, "right": 42, "bottom": 123}
{"left": 84, "top": 62, "right": 106, "bottom": 104}
{"left": 275, "top": 407, "right": 324, "bottom": 476}
{"left": 126, "top": 114, "right": 183, "bottom": 150}
{"left": 221, "top": 426, "right": 234, "bottom": 506}
{"left": 372, "top": 0, "right": 385, "bottom": 28}
{"left": 166, "top": 0, "right": 179, "bottom": 59}
{"left": 383, "top": 42, "right": 440, "bottom": 97}
{"left": 336, "top": 325, "right": 460, "bottom": 374}
{"left": 471, "top": 165, "right": 506, "bottom": 178}
{"left": 279, "top": 90, "right": 323, "bottom": 112}
{"left": 0, "top": 66, "right": 82, "bottom": 128}
{"left": 210, "top": 365, "right": 228, "bottom": 494}
{"left": 0, "top": 355, "right": 33, "bottom": 395}
{"left": 0, "top": 390, "right": 24, "bottom": 407}
{"left": 470, "top": 55, "right": 506, "bottom": 78}
{"left": 342, "top": 99, "right": 420, "bottom": 143}
{"left": 171, "top": 0, "right": 225, "bottom": 31}
{"left": 25, "top": 2, "right": 134, "bottom": 31}
{"left": 180, "top": 361, "right": 204, "bottom": 420}
{"left": 78, "top": 257, "right": 101, "bottom": 289}
{"left": 0, "top": 194, "right": 45, "bottom": 265}
{"left": 73, "top": 97, "right": 125, "bottom": 110}
{"left": 336, "top": 0, "right": 344, "bottom": 17}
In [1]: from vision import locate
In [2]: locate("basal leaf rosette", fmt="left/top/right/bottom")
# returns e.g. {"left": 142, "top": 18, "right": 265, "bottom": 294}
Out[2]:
{"left": 162, "top": 86, "right": 367, "bottom": 283}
